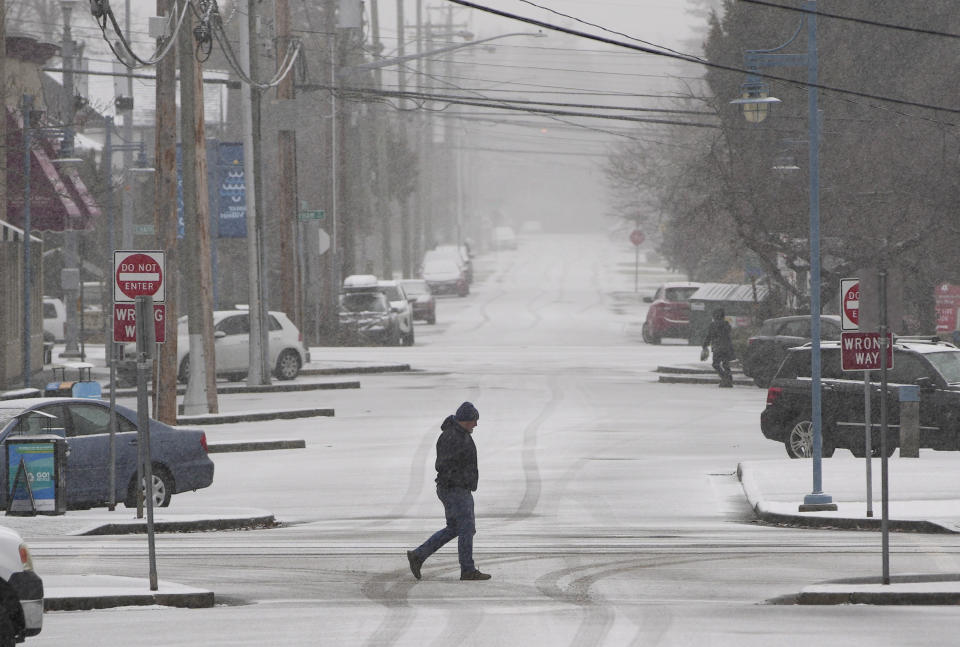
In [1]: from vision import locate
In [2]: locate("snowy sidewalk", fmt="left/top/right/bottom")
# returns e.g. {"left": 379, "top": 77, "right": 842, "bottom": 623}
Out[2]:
{"left": 739, "top": 454, "right": 960, "bottom": 604}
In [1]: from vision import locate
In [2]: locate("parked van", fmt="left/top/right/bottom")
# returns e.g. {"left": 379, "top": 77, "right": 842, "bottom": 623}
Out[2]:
{"left": 42, "top": 297, "right": 65, "bottom": 342}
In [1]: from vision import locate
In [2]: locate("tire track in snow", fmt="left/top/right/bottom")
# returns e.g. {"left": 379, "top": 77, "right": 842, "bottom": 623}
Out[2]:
{"left": 504, "top": 375, "right": 562, "bottom": 521}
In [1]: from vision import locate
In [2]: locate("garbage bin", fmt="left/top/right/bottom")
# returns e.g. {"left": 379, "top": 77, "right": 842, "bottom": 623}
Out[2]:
{"left": 688, "top": 282, "right": 770, "bottom": 346}
{"left": 5, "top": 435, "right": 67, "bottom": 516}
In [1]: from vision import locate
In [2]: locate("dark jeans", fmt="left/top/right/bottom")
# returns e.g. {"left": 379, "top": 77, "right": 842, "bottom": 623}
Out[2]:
{"left": 412, "top": 486, "right": 476, "bottom": 573}
{"left": 713, "top": 353, "right": 732, "bottom": 380}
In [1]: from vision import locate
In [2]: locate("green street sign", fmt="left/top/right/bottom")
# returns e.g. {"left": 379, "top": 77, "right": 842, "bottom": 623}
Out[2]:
{"left": 134, "top": 224, "right": 155, "bottom": 235}
{"left": 298, "top": 210, "right": 325, "bottom": 221}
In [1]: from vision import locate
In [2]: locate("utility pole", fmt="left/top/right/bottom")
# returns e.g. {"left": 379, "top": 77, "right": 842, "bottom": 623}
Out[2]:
{"left": 154, "top": 0, "right": 179, "bottom": 424}
{"left": 412, "top": 0, "right": 423, "bottom": 268}
{"left": 421, "top": 15, "right": 435, "bottom": 250}
{"left": 275, "top": 0, "right": 300, "bottom": 328}
{"left": 370, "top": 0, "right": 393, "bottom": 277}
{"left": 321, "top": 0, "right": 339, "bottom": 342}
{"left": 396, "top": 0, "right": 412, "bottom": 277}
{"left": 179, "top": 4, "right": 218, "bottom": 414}
{"left": 242, "top": 0, "right": 270, "bottom": 385}
{"left": 61, "top": 0, "right": 82, "bottom": 359}
{"left": 121, "top": 0, "right": 134, "bottom": 249}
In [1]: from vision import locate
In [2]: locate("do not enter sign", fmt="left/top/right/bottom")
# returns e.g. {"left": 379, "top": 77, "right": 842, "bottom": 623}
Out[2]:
{"left": 114, "top": 251, "right": 165, "bottom": 303}
{"left": 840, "top": 278, "right": 859, "bottom": 331}
{"left": 630, "top": 229, "right": 645, "bottom": 246}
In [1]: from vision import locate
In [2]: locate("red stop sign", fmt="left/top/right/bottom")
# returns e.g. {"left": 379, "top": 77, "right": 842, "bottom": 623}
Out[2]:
{"left": 629, "top": 229, "right": 645, "bottom": 246}
{"left": 115, "top": 252, "right": 164, "bottom": 301}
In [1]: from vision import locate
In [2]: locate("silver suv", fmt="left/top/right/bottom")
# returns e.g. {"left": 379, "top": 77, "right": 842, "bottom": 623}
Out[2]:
{"left": 378, "top": 280, "right": 415, "bottom": 346}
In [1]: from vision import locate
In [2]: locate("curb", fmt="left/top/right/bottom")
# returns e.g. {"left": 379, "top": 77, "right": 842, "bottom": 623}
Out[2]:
{"left": 45, "top": 589, "right": 215, "bottom": 611}
{"left": 797, "top": 589, "right": 960, "bottom": 605}
{"left": 736, "top": 463, "right": 954, "bottom": 534}
{"left": 657, "top": 375, "right": 754, "bottom": 386}
{"left": 107, "top": 379, "right": 360, "bottom": 398}
{"left": 207, "top": 439, "right": 305, "bottom": 453}
{"left": 300, "top": 364, "right": 411, "bottom": 376}
{"left": 79, "top": 514, "right": 278, "bottom": 536}
{"left": 177, "top": 408, "right": 334, "bottom": 424}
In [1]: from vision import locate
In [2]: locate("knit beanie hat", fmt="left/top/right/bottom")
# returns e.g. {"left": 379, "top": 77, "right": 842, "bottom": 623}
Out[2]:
{"left": 455, "top": 401, "right": 479, "bottom": 422}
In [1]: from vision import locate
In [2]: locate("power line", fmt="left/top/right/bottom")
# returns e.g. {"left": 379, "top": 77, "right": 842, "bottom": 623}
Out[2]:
{"left": 739, "top": 0, "right": 960, "bottom": 40}
{"left": 443, "top": 0, "right": 960, "bottom": 121}
{"left": 340, "top": 85, "right": 721, "bottom": 128}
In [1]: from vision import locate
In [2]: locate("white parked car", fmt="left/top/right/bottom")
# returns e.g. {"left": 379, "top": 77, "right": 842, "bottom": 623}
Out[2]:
{"left": 491, "top": 225, "right": 517, "bottom": 250}
{"left": 42, "top": 297, "right": 65, "bottom": 342}
{"left": 421, "top": 259, "right": 469, "bottom": 297}
{"left": 0, "top": 524, "right": 42, "bottom": 639}
{"left": 424, "top": 245, "right": 473, "bottom": 284}
{"left": 120, "top": 310, "right": 310, "bottom": 384}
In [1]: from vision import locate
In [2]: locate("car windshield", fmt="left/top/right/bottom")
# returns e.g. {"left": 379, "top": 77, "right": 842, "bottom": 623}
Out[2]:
{"left": 924, "top": 350, "right": 960, "bottom": 384}
{"left": 0, "top": 407, "right": 22, "bottom": 431}
{"left": 424, "top": 260, "right": 459, "bottom": 274}
{"left": 341, "top": 293, "right": 388, "bottom": 313}
{"left": 380, "top": 285, "right": 402, "bottom": 301}
{"left": 664, "top": 287, "right": 698, "bottom": 302}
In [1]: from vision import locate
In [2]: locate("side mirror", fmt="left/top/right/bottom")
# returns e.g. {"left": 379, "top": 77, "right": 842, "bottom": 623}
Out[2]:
{"left": 214, "top": 330, "right": 227, "bottom": 339}
{"left": 643, "top": 296, "right": 653, "bottom": 303}
{"left": 915, "top": 376, "right": 936, "bottom": 393}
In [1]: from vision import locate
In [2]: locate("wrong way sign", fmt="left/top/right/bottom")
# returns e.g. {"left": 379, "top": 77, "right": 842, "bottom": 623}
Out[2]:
{"left": 114, "top": 251, "right": 165, "bottom": 303}
{"left": 113, "top": 303, "right": 166, "bottom": 343}
{"left": 841, "top": 331, "right": 892, "bottom": 371}
{"left": 840, "top": 278, "right": 859, "bottom": 331}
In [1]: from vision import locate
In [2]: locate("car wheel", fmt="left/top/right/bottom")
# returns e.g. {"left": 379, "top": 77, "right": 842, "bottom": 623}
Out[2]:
{"left": 178, "top": 355, "right": 190, "bottom": 384}
{"left": 641, "top": 322, "right": 661, "bottom": 345}
{"left": 125, "top": 466, "right": 174, "bottom": 508}
{"left": 403, "top": 325, "right": 415, "bottom": 346}
{"left": 274, "top": 349, "right": 301, "bottom": 380}
{"left": 785, "top": 420, "right": 835, "bottom": 458}
{"left": 427, "top": 312, "right": 436, "bottom": 325}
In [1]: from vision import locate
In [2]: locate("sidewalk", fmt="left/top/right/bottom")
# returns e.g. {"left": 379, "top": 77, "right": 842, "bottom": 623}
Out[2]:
{"left": 739, "top": 454, "right": 960, "bottom": 603}
{"left": 9, "top": 507, "right": 276, "bottom": 611}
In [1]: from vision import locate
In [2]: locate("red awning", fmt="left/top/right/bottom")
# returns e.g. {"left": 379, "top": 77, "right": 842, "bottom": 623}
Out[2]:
{"left": 5, "top": 106, "right": 100, "bottom": 232}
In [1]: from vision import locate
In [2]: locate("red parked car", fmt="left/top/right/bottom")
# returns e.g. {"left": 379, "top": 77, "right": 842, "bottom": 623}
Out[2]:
{"left": 642, "top": 282, "right": 702, "bottom": 344}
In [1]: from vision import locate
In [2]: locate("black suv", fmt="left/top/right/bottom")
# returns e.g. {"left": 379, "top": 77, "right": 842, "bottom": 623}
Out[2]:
{"left": 760, "top": 338, "right": 960, "bottom": 458}
{"left": 741, "top": 315, "right": 842, "bottom": 388}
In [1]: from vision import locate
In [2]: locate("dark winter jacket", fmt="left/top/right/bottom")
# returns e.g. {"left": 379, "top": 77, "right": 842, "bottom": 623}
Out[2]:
{"left": 0, "top": 577, "right": 24, "bottom": 647}
{"left": 435, "top": 415, "right": 479, "bottom": 491}
{"left": 702, "top": 318, "right": 734, "bottom": 360}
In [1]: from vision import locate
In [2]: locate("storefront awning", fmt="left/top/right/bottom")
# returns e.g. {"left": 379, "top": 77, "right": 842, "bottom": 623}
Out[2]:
{"left": 4, "top": 107, "right": 100, "bottom": 232}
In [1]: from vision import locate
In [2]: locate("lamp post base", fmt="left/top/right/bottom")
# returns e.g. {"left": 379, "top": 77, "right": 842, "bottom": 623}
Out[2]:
{"left": 800, "top": 492, "right": 837, "bottom": 512}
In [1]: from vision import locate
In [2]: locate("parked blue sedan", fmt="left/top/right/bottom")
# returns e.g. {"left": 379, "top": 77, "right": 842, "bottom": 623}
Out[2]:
{"left": 0, "top": 398, "right": 214, "bottom": 509}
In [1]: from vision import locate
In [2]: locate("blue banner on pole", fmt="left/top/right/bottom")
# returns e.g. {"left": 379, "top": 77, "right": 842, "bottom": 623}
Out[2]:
{"left": 216, "top": 143, "right": 247, "bottom": 238}
{"left": 176, "top": 142, "right": 247, "bottom": 239}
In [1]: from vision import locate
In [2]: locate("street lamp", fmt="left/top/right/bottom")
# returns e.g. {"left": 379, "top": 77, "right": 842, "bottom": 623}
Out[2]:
{"left": 731, "top": 1, "right": 835, "bottom": 512}
{"left": 19, "top": 94, "right": 84, "bottom": 387}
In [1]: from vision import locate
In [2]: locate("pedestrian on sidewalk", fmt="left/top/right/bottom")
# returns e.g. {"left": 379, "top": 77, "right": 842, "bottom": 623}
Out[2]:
{"left": 702, "top": 308, "right": 734, "bottom": 387}
{"left": 407, "top": 401, "right": 491, "bottom": 581}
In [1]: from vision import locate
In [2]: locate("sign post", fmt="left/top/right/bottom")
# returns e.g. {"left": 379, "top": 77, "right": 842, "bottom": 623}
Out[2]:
{"left": 841, "top": 277, "right": 873, "bottom": 518}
